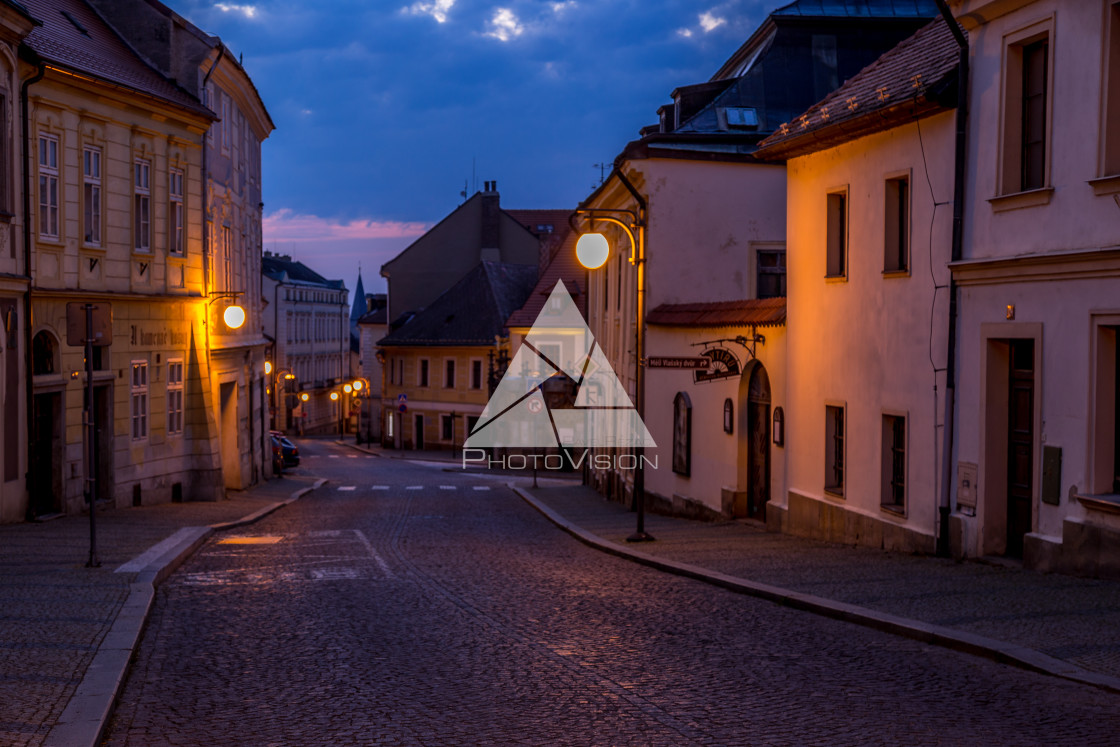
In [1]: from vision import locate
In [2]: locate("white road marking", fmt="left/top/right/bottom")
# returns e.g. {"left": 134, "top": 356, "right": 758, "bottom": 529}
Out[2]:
{"left": 328, "top": 455, "right": 340, "bottom": 459}
{"left": 405, "top": 485, "right": 423, "bottom": 490}
{"left": 354, "top": 529, "right": 395, "bottom": 579}
{"left": 347, "top": 455, "right": 358, "bottom": 458}
{"left": 472, "top": 486, "right": 491, "bottom": 491}
{"left": 338, "top": 486, "right": 357, "bottom": 492}
{"left": 439, "top": 485, "right": 456, "bottom": 490}
{"left": 371, "top": 486, "right": 389, "bottom": 490}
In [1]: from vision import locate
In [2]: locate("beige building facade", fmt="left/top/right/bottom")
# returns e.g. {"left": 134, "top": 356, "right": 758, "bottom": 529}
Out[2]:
{"left": 0, "top": 3, "right": 35, "bottom": 522}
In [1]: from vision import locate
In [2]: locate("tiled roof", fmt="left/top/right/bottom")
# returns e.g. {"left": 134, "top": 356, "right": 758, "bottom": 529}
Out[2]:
{"left": 378, "top": 262, "right": 538, "bottom": 347}
{"left": 262, "top": 254, "right": 343, "bottom": 289}
{"left": 506, "top": 227, "right": 586, "bottom": 329}
{"left": 22, "top": 0, "right": 211, "bottom": 118}
{"left": 647, "top": 297, "right": 787, "bottom": 328}
{"left": 755, "top": 16, "right": 960, "bottom": 160}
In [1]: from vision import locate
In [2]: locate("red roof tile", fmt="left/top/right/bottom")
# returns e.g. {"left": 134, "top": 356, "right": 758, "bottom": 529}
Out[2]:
{"left": 755, "top": 16, "right": 960, "bottom": 160}
{"left": 647, "top": 297, "right": 786, "bottom": 328}
{"left": 23, "top": 0, "right": 212, "bottom": 118}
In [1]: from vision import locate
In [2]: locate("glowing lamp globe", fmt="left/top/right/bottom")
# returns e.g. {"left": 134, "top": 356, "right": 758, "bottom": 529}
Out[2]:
{"left": 300, "top": 393, "right": 309, "bottom": 402}
{"left": 330, "top": 391, "right": 339, "bottom": 401}
{"left": 353, "top": 380, "right": 363, "bottom": 391}
{"left": 343, "top": 384, "right": 353, "bottom": 394}
{"left": 265, "top": 361, "right": 273, "bottom": 375}
{"left": 576, "top": 233, "right": 610, "bottom": 269}
{"left": 223, "top": 304, "right": 246, "bottom": 329}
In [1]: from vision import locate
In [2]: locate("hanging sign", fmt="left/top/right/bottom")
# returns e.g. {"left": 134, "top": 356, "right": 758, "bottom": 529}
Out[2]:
{"left": 646, "top": 356, "right": 709, "bottom": 369}
{"left": 694, "top": 347, "right": 741, "bottom": 383}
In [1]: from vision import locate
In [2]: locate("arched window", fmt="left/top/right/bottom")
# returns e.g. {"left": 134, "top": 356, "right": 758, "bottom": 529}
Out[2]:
{"left": 672, "top": 391, "right": 692, "bottom": 476}
{"left": 32, "top": 331, "right": 57, "bottom": 375}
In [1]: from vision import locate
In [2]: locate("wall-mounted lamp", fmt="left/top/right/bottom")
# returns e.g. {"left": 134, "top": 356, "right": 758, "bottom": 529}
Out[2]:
{"left": 208, "top": 291, "right": 246, "bottom": 330}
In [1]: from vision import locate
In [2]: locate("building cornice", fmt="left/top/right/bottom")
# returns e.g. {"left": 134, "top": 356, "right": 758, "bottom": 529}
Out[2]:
{"left": 950, "top": 246, "right": 1120, "bottom": 286}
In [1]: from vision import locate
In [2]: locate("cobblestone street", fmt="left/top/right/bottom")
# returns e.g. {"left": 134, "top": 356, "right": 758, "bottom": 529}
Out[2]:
{"left": 102, "top": 441, "right": 1120, "bottom": 746}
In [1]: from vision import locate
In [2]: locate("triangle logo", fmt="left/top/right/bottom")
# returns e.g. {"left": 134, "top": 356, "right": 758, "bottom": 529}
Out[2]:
{"left": 464, "top": 281, "right": 657, "bottom": 449}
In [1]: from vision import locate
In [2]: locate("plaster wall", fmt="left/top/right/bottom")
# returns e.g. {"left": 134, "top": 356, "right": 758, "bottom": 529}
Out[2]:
{"left": 784, "top": 112, "right": 955, "bottom": 546}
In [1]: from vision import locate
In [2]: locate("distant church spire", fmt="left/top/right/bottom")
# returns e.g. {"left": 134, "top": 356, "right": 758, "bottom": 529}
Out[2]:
{"left": 350, "top": 269, "right": 367, "bottom": 322}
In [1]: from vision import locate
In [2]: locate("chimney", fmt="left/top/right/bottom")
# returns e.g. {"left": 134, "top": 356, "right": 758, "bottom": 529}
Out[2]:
{"left": 480, "top": 180, "right": 500, "bottom": 262}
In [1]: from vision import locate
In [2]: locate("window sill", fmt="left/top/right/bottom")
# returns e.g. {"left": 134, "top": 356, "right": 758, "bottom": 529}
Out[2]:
{"left": 988, "top": 187, "right": 1054, "bottom": 213}
{"left": 880, "top": 503, "right": 907, "bottom": 519}
{"left": 824, "top": 274, "right": 848, "bottom": 283}
{"left": 882, "top": 269, "right": 910, "bottom": 279}
{"left": 824, "top": 487, "right": 845, "bottom": 500}
{"left": 1088, "top": 175, "right": 1120, "bottom": 196}
{"left": 1074, "top": 492, "right": 1120, "bottom": 516}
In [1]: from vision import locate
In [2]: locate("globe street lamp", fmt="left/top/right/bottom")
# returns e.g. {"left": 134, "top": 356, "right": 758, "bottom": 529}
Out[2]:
{"left": 571, "top": 167, "right": 653, "bottom": 543}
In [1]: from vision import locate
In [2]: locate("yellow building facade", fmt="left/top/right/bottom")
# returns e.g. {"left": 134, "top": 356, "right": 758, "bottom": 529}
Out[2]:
{"left": 25, "top": 1, "right": 225, "bottom": 516}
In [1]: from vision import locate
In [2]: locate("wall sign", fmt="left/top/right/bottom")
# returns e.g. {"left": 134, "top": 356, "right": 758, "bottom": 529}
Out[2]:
{"left": 694, "top": 347, "right": 741, "bottom": 383}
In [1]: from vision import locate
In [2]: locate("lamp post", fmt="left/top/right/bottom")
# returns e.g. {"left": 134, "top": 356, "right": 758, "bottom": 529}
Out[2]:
{"left": 351, "top": 378, "right": 369, "bottom": 443}
{"left": 331, "top": 390, "right": 341, "bottom": 437}
{"left": 572, "top": 168, "right": 653, "bottom": 542}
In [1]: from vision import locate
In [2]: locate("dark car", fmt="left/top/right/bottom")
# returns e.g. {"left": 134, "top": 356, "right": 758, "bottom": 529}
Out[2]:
{"left": 270, "top": 430, "right": 300, "bottom": 467}
{"left": 270, "top": 435, "right": 284, "bottom": 475}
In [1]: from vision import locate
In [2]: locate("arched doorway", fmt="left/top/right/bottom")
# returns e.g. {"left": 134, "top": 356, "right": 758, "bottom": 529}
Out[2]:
{"left": 737, "top": 362, "right": 771, "bottom": 521}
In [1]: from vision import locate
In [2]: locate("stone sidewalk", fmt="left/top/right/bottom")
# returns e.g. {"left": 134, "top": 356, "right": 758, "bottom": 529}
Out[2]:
{"left": 0, "top": 475, "right": 322, "bottom": 747}
{"left": 518, "top": 483, "right": 1120, "bottom": 692}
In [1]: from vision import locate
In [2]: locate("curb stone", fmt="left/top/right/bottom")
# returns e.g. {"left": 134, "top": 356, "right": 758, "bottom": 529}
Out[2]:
{"left": 511, "top": 484, "right": 1120, "bottom": 695}
{"left": 43, "top": 478, "right": 328, "bottom": 747}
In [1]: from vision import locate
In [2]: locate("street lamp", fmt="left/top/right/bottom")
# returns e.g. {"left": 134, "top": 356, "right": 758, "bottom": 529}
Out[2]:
{"left": 571, "top": 167, "right": 653, "bottom": 543}
{"left": 350, "top": 378, "right": 370, "bottom": 444}
{"left": 331, "top": 391, "right": 341, "bottom": 436}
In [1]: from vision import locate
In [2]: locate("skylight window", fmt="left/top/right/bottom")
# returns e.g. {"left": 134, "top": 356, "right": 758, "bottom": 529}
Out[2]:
{"left": 724, "top": 107, "right": 759, "bottom": 128}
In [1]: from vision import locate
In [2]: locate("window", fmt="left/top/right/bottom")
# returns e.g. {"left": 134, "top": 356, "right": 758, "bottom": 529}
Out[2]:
{"left": 881, "top": 414, "right": 906, "bottom": 511}
{"left": 32, "top": 331, "right": 56, "bottom": 375}
{"left": 470, "top": 359, "right": 483, "bottom": 390}
{"left": 131, "top": 361, "right": 149, "bottom": 439}
{"left": 1020, "top": 40, "right": 1049, "bottom": 191}
{"left": 826, "top": 190, "right": 847, "bottom": 278}
{"left": 1001, "top": 28, "right": 1051, "bottom": 195}
{"left": 38, "top": 134, "right": 59, "bottom": 238}
{"left": 466, "top": 415, "right": 479, "bottom": 435}
{"left": 167, "top": 358, "right": 184, "bottom": 435}
{"left": 884, "top": 175, "right": 909, "bottom": 273}
{"left": 221, "top": 225, "right": 232, "bottom": 291}
{"left": 672, "top": 392, "right": 692, "bottom": 476}
{"left": 444, "top": 359, "right": 455, "bottom": 388}
{"left": 0, "top": 93, "right": 8, "bottom": 214}
{"left": 441, "top": 414, "right": 454, "bottom": 441}
{"left": 419, "top": 358, "right": 429, "bottom": 387}
{"left": 83, "top": 147, "right": 101, "bottom": 245}
{"left": 825, "top": 404, "right": 845, "bottom": 495}
{"left": 757, "top": 249, "right": 786, "bottom": 298}
{"left": 134, "top": 160, "right": 151, "bottom": 251}
{"left": 1104, "top": 3, "right": 1120, "bottom": 176}
{"left": 221, "top": 94, "right": 230, "bottom": 154}
{"left": 169, "top": 169, "right": 184, "bottom": 255}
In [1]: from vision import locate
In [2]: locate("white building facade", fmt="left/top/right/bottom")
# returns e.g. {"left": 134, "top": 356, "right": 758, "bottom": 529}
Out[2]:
{"left": 948, "top": 0, "right": 1120, "bottom": 574}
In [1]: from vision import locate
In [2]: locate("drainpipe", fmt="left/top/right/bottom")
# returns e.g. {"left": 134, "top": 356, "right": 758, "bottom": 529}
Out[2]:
{"left": 19, "top": 46, "right": 45, "bottom": 515}
{"left": 935, "top": 0, "right": 968, "bottom": 557}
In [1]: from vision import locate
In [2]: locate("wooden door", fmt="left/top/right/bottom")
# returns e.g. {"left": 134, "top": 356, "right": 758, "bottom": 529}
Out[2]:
{"left": 747, "top": 365, "right": 771, "bottom": 521}
{"left": 1006, "top": 339, "right": 1034, "bottom": 557}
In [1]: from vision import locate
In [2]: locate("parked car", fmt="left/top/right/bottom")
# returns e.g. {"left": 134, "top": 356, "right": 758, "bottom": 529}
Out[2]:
{"left": 270, "top": 434, "right": 284, "bottom": 475}
{"left": 270, "top": 430, "right": 300, "bottom": 467}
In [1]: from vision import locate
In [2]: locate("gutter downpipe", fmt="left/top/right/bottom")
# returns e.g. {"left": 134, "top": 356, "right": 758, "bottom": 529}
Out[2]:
{"left": 20, "top": 47, "right": 45, "bottom": 516}
{"left": 198, "top": 46, "right": 223, "bottom": 491}
{"left": 935, "top": 0, "right": 967, "bottom": 558}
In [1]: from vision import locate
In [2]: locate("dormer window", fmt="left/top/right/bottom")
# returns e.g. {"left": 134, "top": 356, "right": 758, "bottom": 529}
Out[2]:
{"left": 724, "top": 107, "right": 759, "bottom": 129}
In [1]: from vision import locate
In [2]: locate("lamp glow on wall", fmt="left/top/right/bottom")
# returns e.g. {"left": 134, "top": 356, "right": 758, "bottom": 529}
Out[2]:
{"left": 264, "top": 360, "right": 273, "bottom": 375}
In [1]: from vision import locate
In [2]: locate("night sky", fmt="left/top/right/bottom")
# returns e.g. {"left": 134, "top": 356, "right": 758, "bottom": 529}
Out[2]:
{"left": 174, "top": 0, "right": 774, "bottom": 294}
